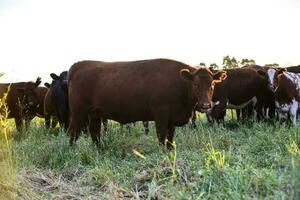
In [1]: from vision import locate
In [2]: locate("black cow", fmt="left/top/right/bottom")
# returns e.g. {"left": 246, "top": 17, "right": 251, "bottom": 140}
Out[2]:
{"left": 44, "top": 71, "right": 69, "bottom": 130}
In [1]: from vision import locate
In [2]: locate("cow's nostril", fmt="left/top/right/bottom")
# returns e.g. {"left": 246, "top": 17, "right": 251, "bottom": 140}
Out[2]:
{"left": 201, "top": 103, "right": 211, "bottom": 109}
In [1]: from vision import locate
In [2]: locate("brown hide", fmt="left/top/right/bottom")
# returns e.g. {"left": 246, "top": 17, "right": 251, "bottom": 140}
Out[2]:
{"left": 67, "top": 58, "right": 226, "bottom": 148}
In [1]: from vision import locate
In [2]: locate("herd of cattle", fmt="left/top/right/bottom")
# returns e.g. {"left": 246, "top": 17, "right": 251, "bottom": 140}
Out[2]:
{"left": 1, "top": 58, "right": 300, "bottom": 149}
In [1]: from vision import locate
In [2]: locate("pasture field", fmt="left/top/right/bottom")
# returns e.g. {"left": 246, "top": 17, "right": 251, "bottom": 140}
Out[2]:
{"left": 1, "top": 114, "right": 300, "bottom": 199}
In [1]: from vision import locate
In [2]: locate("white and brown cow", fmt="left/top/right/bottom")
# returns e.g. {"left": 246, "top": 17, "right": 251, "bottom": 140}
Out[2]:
{"left": 258, "top": 68, "right": 300, "bottom": 126}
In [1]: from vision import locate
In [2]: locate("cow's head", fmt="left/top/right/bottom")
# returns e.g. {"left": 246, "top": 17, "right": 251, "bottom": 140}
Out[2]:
{"left": 50, "top": 71, "right": 68, "bottom": 92}
{"left": 180, "top": 68, "right": 227, "bottom": 113}
{"left": 257, "top": 68, "right": 286, "bottom": 92}
{"left": 17, "top": 77, "right": 42, "bottom": 107}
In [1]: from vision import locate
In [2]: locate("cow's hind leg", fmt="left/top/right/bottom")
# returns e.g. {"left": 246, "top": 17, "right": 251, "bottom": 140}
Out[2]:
{"left": 89, "top": 113, "right": 101, "bottom": 147}
{"left": 166, "top": 126, "right": 175, "bottom": 150}
{"left": 152, "top": 106, "right": 170, "bottom": 147}
{"left": 45, "top": 114, "right": 51, "bottom": 129}
{"left": 68, "top": 111, "right": 88, "bottom": 146}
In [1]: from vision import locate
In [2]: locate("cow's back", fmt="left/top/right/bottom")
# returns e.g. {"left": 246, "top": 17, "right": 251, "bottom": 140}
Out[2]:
{"left": 213, "top": 67, "right": 265, "bottom": 105}
{"left": 68, "top": 59, "right": 191, "bottom": 123}
{"left": 287, "top": 65, "right": 300, "bottom": 73}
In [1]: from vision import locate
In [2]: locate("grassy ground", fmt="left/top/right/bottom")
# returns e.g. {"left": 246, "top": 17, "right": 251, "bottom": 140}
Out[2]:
{"left": 1, "top": 113, "right": 300, "bottom": 199}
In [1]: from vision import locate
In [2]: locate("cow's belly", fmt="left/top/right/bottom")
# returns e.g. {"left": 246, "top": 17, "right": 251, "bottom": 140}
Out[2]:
{"left": 97, "top": 105, "right": 153, "bottom": 124}
{"left": 227, "top": 96, "right": 257, "bottom": 109}
{"left": 94, "top": 101, "right": 193, "bottom": 126}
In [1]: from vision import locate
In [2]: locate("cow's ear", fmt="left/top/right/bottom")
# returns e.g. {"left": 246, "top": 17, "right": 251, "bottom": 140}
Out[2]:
{"left": 257, "top": 70, "right": 266, "bottom": 77}
{"left": 180, "top": 69, "right": 194, "bottom": 82}
{"left": 44, "top": 82, "right": 51, "bottom": 88}
{"left": 35, "top": 77, "right": 42, "bottom": 87}
{"left": 276, "top": 68, "right": 287, "bottom": 75}
{"left": 50, "top": 73, "right": 60, "bottom": 80}
{"left": 213, "top": 70, "right": 227, "bottom": 83}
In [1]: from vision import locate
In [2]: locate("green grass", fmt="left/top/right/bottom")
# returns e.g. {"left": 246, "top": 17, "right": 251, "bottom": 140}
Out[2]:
{"left": 3, "top": 113, "right": 300, "bottom": 199}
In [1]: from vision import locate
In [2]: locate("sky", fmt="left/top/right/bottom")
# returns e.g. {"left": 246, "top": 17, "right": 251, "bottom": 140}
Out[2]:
{"left": 0, "top": 0, "right": 300, "bottom": 83}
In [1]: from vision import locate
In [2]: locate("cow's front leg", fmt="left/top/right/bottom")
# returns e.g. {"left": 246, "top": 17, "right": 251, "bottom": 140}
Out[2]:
{"left": 290, "top": 99, "right": 298, "bottom": 126}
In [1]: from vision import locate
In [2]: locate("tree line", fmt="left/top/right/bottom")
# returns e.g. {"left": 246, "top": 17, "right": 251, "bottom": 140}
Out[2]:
{"left": 199, "top": 55, "right": 279, "bottom": 69}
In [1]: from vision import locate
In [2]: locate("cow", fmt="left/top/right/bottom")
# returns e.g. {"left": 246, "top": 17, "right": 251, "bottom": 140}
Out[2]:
{"left": 44, "top": 71, "right": 69, "bottom": 130}
{"left": 0, "top": 78, "right": 42, "bottom": 132}
{"left": 67, "top": 58, "right": 227, "bottom": 149}
{"left": 206, "top": 66, "right": 269, "bottom": 123}
{"left": 35, "top": 86, "right": 49, "bottom": 117}
{"left": 257, "top": 68, "right": 300, "bottom": 126}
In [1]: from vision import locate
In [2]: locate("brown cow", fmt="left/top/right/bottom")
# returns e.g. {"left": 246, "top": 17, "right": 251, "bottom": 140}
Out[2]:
{"left": 257, "top": 68, "right": 300, "bottom": 126}
{"left": 35, "top": 86, "right": 48, "bottom": 117}
{"left": 239, "top": 65, "right": 276, "bottom": 121}
{"left": 206, "top": 66, "right": 268, "bottom": 122}
{"left": 67, "top": 59, "right": 227, "bottom": 149}
{"left": 0, "top": 78, "right": 42, "bottom": 132}
{"left": 34, "top": 85, "right": 59, "bottom": 128}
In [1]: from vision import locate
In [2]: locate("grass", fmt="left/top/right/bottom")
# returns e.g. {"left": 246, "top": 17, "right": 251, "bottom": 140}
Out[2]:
{"left": 0, "top": 112, "right": 300, "bottom": 199}
{"left": 0, "top": 90, "right": 17, "bottom": 199}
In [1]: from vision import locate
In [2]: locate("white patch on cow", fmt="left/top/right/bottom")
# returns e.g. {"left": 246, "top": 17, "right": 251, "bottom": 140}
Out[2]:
{"left": 283, "top": 72, "right": 300, "bottom": 92}
{"left": 227, "top": 96, "right": 257, "bottom": 109}
{"left": 267, "top": 69, "right": 276, "bottom": 88}
{"left": 275, "top": 101, "right": 291, "bottom": 112}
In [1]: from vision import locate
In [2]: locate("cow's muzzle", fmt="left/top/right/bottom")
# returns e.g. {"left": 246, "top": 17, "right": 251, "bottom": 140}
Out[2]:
{"left": 198, "top": 103, "right": 211, "bottom": 113}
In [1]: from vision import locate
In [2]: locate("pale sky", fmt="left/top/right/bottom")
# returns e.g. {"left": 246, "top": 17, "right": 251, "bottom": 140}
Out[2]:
{"left": 0, "top": 0, "right": 300, "bottom": 83}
